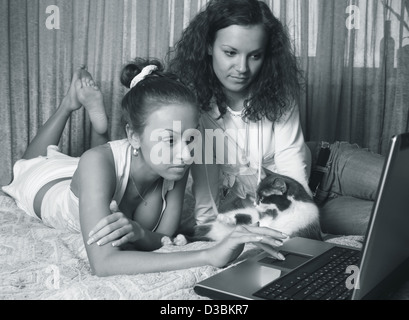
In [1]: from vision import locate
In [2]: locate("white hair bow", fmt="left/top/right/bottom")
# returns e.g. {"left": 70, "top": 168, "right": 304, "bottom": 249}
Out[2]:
{"left": 130, "top": 65, "right": 158, "bottom": 89}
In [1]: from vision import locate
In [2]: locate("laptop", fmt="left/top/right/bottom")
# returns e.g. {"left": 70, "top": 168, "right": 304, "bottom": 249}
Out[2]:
{"left": 194, "top": 133, "right": 409, "bottom": 300}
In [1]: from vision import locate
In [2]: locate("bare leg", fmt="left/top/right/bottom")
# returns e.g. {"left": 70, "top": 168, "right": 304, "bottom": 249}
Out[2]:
{"left": 22, "top": 66, "right": 108, "bottom": 160}
{"left": 32, "top": 74, "right": 108, "bottom": 218}
{"left": 91, "top": 128, "right": 110, "bottom": 148}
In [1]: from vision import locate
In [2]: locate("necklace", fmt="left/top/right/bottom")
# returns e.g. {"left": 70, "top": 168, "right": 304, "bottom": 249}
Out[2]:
{"left": 224, "top": 104, "right": 250, "bottom": 166}
{"left": 226, "top": 105, "right": 244, "bottom": 118}
{"left": 130, "top": 174, "right": 159, "bottom": 207}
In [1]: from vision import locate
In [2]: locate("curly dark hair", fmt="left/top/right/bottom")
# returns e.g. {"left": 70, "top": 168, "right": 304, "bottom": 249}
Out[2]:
{"left": 168, "top": 0, "right": 303, "bottom": 122}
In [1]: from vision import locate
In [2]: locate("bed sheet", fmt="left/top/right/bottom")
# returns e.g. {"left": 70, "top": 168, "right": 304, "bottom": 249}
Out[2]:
{"left": 0, "top": 190, "right": 364, "bottom": 300}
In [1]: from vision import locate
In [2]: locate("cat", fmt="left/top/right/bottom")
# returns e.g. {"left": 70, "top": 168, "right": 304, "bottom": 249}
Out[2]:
{"left": 194, "top": 172, "right": 321, "bottom": 242}
{"left": 162, "top": 172, "right": 322, "bottom": 247}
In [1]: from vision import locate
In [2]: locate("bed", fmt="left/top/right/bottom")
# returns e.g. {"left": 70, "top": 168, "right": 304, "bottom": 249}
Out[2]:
{"left": 0, "top": 185, "right": 366, "bottom": 300}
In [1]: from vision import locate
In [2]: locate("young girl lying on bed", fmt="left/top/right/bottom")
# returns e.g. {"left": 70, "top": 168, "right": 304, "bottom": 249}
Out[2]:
{"left": 2, "top": 59, "right": 287, "bottom": 276}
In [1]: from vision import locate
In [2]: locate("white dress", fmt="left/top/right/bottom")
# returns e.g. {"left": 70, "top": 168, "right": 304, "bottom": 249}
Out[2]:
{"left": 3, "top": 140, "right": 174, "bottom": 233}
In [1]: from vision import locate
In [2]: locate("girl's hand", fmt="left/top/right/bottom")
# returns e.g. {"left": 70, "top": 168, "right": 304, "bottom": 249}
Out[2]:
{"left": 205, "top": 225, "right": 288, "bottom": 268}
{"left": 87, "top": 201, "right": 145, "bottom": 247}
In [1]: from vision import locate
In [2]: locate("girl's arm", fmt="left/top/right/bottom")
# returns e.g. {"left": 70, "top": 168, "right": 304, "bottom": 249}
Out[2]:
{"left": 190, "top": 115, "right": 221, "bottom": 225}
{"left": 273, "top": 104, "right": 312, "bottom": 195}
{"left": 86, "top": 202, "right": 165, "bottom": 251}
{"left": 76, "top": 149, "right": 286, "bottom": 276}
{"left": 75, "top": 147, "right": 203, "bottom": 275}
{"left": 86, "top": 170, "right": 191, "bottom": 251}
{"left": 191, "top": 163, "right": 220, "bottom": 224}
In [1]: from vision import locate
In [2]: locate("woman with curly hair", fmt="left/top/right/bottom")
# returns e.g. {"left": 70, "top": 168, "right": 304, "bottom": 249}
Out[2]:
{"left": 168, "top": 0, "right": 385, "bottom": 237}
{"left": 169, "top": 0, "right": 311, "bottom": 224}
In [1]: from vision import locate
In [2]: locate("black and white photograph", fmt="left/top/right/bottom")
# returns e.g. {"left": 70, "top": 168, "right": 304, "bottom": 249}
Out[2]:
{"left": 1, "top": 0, "right": 409, "bottom": 303}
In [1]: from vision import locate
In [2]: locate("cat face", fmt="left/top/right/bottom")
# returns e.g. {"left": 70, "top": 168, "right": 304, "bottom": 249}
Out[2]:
{"left": 255, "top": 174, "right": 292, "bottom": 213}
{"left": 256, "top": 172, "right": 313, "bottom": 205}
{"left": 252, "top": 172, "right": 322, "bottom": 240}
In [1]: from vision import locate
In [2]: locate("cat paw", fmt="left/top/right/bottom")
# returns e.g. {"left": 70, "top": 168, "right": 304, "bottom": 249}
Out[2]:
{"left": 173, "top": 234, "right": 188, "bottom": 246}
{"left": 161, "top": 235, "right": 188, "bottom": 246}
{"left": 161, "top": 236, "right": 173, "bottom": 246}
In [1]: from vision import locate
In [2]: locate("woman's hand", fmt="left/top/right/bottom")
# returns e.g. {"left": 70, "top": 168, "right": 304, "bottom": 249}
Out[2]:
{"left": 205, "top": 225, "right": 288, "bottom": 268}
{"left": 87, "top": 201, "right": 145, "bottom": 247}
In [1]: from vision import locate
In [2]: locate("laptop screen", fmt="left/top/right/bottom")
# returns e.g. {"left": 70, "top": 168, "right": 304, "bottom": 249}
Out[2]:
{"left": 353, "top": 133, "right": 409, "bottom": 300}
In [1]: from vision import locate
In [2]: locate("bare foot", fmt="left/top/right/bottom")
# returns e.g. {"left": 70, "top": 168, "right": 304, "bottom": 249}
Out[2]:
{"left": 75, "top": 79, "right": 108, "bottom": 134}
{"left": 77, "top": 65, "right": 99, "bottom": 90}
{"left": 61, "top": 66, "right": 92, "bottom": 113}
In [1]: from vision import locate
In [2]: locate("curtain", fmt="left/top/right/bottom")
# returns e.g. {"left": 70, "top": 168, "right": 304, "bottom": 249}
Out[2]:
{"left": 1, "top": 0, "right": 408, "bottom": 186}
{"left": 295, "top": 0, "right": 409, "bottom": 155}
{"left": 0, "top": 0, "right": 180, "bottom": 185}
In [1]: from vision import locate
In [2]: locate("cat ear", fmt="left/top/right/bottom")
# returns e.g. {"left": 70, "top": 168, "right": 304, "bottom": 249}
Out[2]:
{"left": 273, "top": 178, "right": 287, "bottom": 194}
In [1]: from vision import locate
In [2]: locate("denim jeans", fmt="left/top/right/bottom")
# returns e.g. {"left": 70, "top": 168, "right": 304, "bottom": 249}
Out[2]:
{"left": 307, "top": 141, "right": 385, "bottom": 236}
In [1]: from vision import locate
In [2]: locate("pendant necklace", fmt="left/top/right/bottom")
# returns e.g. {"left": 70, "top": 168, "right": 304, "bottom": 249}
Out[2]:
{"left": 130, "top": 173, "right": 159, "bottom": 207}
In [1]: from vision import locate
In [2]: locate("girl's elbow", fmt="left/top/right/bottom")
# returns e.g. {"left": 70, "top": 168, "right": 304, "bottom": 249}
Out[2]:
{"left": 92, "top": 265, "right": 111, "bottom": 277}
{"left": 90, "top": 260, "right": 111, "bottom": 277}
{"left": 88, "top": 252, "right": 117, "bottom": 277}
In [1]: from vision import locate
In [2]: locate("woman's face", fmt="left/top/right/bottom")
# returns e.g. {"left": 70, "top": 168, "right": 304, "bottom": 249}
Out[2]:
{"left": 209, "top": 24, "right": 268, "bottom": 98}
{"left": 136, "top": 103, "right": 199, "bottom": 181}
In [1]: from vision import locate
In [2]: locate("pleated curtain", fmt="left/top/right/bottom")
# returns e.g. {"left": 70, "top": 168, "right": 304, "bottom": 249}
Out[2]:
{"left": 1, "top": 0, "right": 408, "bottom": 185}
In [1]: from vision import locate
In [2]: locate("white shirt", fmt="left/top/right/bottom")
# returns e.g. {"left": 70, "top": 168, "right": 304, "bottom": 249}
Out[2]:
{"left": 191, "top": 100, "right": 311, "bottom": 224}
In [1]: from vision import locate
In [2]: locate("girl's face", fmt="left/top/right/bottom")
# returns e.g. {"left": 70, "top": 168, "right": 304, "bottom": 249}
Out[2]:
{"left": 209, "top": 24, "right": 267, "bottom": 99}
{"left": 135, "top": 103, "right": 199, "bottom": 181}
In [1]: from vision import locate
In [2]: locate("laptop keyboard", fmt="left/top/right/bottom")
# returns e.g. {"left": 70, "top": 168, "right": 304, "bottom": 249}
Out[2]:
{"left": 253, "top": 246, "right": 360, "bottom": 300}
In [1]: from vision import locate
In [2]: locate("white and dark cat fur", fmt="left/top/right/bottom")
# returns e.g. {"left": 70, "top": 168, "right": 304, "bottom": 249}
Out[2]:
{"left": 188, "top": 172, "right": 322, "bottom": 242}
